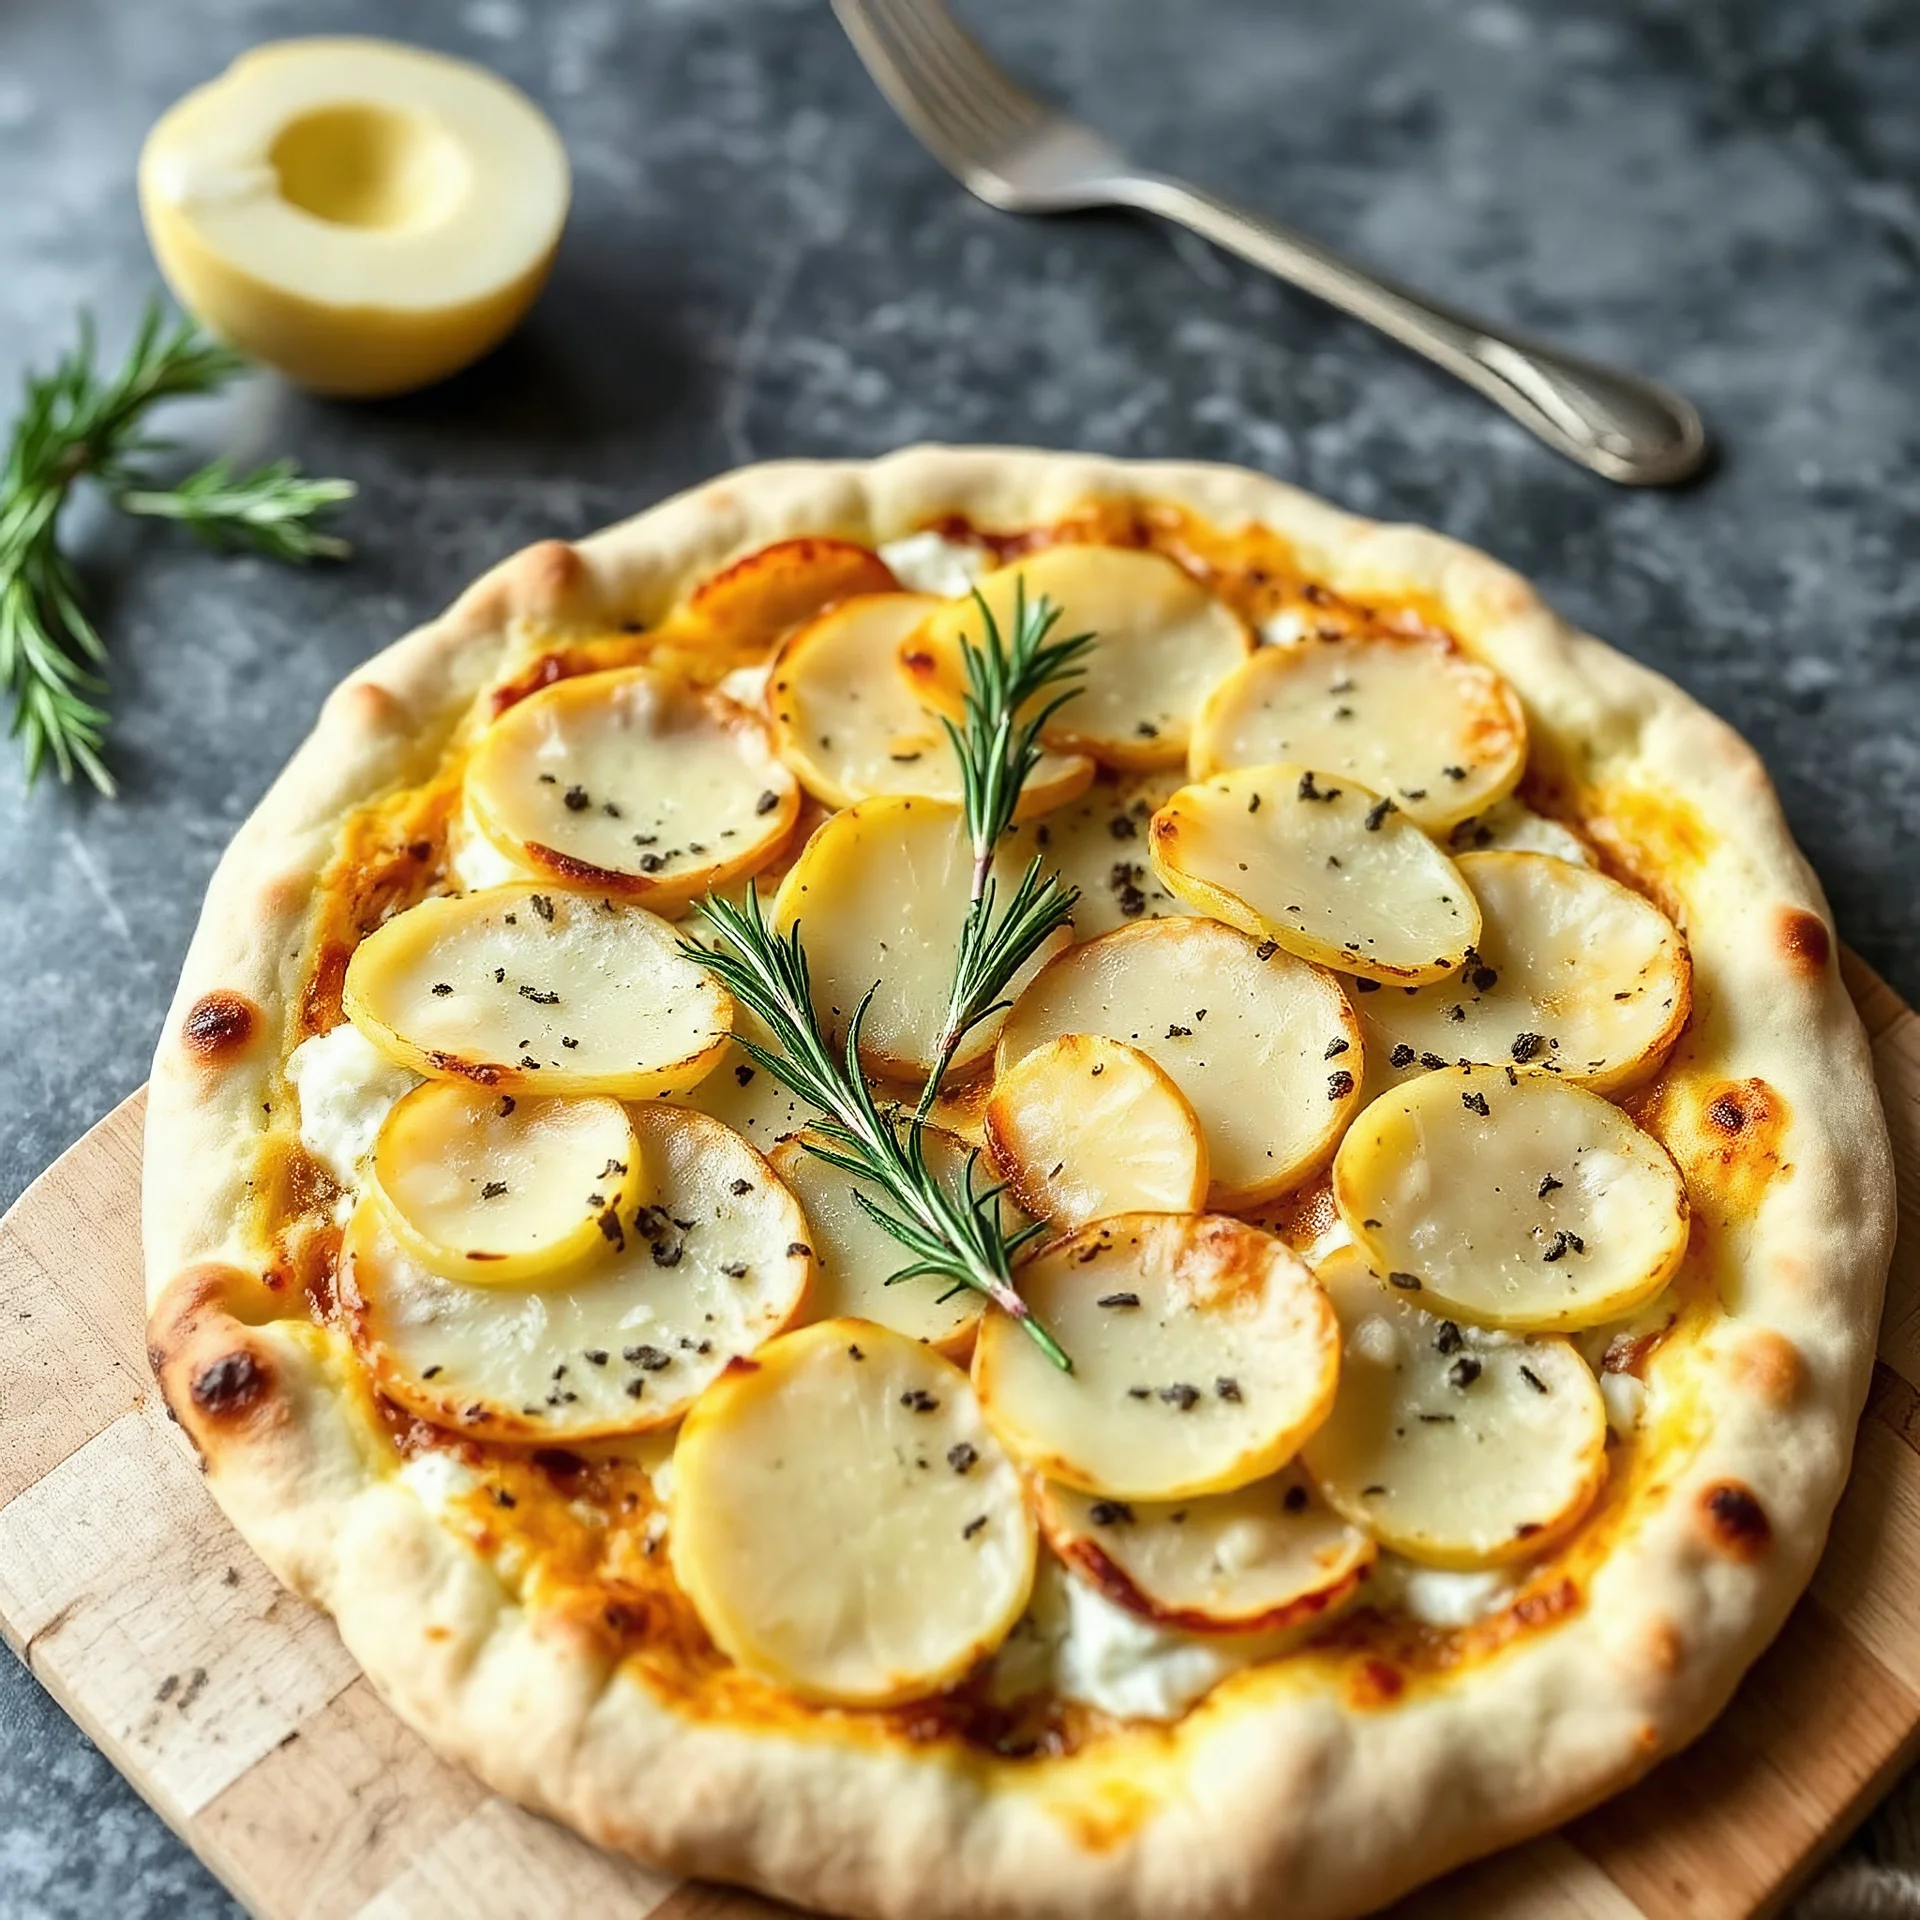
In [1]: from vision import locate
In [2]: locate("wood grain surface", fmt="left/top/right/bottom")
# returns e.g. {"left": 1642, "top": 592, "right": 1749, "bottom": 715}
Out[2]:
{"left": 2, "top": 949, "right": 1915, "bottom": 1920}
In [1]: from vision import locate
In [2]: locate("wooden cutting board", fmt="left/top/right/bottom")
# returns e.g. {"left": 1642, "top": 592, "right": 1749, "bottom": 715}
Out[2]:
{"left": 4, "top": 950, "right": 1918, "bottom": 1920}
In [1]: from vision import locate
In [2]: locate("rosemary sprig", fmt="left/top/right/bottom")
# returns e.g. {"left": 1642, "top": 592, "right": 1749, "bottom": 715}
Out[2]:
{"left": 1, "top": 300, "right": 354, "bottom": 792}
{"left": 692, "top": 887, "right": 1070, "bottom": 1370}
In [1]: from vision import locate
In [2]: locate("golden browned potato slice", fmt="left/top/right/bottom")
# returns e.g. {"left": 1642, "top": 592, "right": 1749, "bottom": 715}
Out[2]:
{"left": 769, "top": 593, "right": 1093, "bottom": 814}
{"left": 1333, "top": 1066, "right": 1689, "bottom": 1332}
{"left": 1150, "top": 765, "right": 1481, "bottom": 985}
{"left": 985, "top": 1034, "right": 1208, "bottom": 1229}
{"left": 464, "top": 666, "right": 800, "bottom": 909}
{"left": 1354, "top": 851, "right": 1691, "bottom": 1094}
{"left": 1191, "top": 636, "right": 1526, "bottom": 830}
{"left": 1036, "top": 1467, "right": 1374, "bottom": 1633}
{"left": 670, "top": 535, "right": 901, "bottom": 675}
{"left": 973, "top": 1213, "right": 1340, "bottom": 1501}
{"left": 769, "top": 1127, "right": 1010, "bottom": 1356}
{"left": 340, "top": 1104, "right": 812, "bottom": 1443}
{"left": 671, "top": 1319, "right": 1035, "bottom": 1706}
{"left": 342, "top": 884, "right": 731, "bottom": 1099}
{"left": 770, "top": 796, "right": 1066, "bottom": 1082}
{"left": 997, "top": 918, "right": 1360, "bottom": 1210}
{"left": 1301, "top": 1246, "right": 1607, "bottom": 1568}
{"left": 370, "top": 1083, "right": 642, "bottom": 1284}
{"left": 900, "top": 546, "right": 1251, "bottom": 770}
{"left": 1003, "top": 767, "right": 1193, "bottom": 940}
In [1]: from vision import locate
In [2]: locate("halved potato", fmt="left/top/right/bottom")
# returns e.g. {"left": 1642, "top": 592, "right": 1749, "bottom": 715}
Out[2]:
{"left": 340, "top": 1104, "right": 812, "bottom": 1442}
{"left": 370, "top": 1083, "right": 642, "bottom": 1284}
{"left": 1333, "top": 1065, "right": 1689, "bottom": 1333}
{"left": 997, "top": 918, "right": 1361, "bottom": 1210}
{"left": 342, "top": 884, "right": 731, "bottom": 1098}
{"left": 770, "top": 796, "right": 1067, "bottom": 1082}
{"left": 1150, "top": 765, "right": 1480, "bottom": 985}
{"left": 671, "top": 1318, "right": 1034, "bottom": 1706}
{"left": 1354, "top": 851, "right": 1690, "bottom": 1094}
{"left": 770, "top": 1127, "right": 1018, "bottom": 1355}
{"left": 1301, "top": 1246, "right": 1607, "bottom": 1568}
{"left": 1190, "top": 636, "right": 1526, "bottom": 830}
{"left": 985, "top": 1034, "right": 1208, "bottom": 1229}
{"left": 1037, "top": 1467, "right": 1374, "bottom": 1634}
{"left": 972, "top": 1213, "right": 1340, "bottom": 1501}
{"left": 1004, "top": 767, "right": 1193, "bottom": 940}
{"left": 464, "top": 666, "right": 800, "bottom": 908}
{"left": 769, "top": 593, "right": 1093, "bottom": 814}
{"left": 900, "top": 546, "right": 1251, "bottom": 769}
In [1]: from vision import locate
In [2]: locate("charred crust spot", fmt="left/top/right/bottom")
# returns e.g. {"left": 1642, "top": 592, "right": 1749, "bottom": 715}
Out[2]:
{"left": 181, "top": 991, "right": 258, "bottom": 1062}
{"left": 1700, "top": 1481, "right": 1772, "bottom": 1560}
{"left": 1776, "top": 907, "right": 1831, "bottom": 977}
{"left": 189, "top": 1350, "right": 266, "bottom": 1417}
{"left": 1706, "top": 1092, "right": 1750, "bottom": 1134}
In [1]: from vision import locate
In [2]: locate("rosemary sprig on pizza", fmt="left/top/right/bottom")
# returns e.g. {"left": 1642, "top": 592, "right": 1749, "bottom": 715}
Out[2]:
{"left": 144, "top": 452, "right": 1894, "bottom": 1920}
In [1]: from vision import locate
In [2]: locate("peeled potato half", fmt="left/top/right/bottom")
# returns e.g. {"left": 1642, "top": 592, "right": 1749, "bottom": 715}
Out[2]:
{"left": 1150, "top": 765, "right": 1480, "bottom": 985}
{"left": 985, "top": 1033, "right": 1209, "bottom": 1229}
{"left": 341, "top": 1104, "right": 812, "bottom": 1443}
{"left": 1191, "top": 635, "right": 1526, "bottom": 830}
{"left": 973, "top": 1213, "right": 1341, "bottom": 1501}
{"left": 465, "top": 666, "right": 799, "bottom": 908}
{"left": 1038, "top": 1468, "right": 1373, "bottom": 1634}
{"left": 342, "top": 884, "right": 731, "bottom": 1098}
{"left": 901, "top": 545, "right": 1251, "bottom": 769}
{"left": 371, "top": 1082, "right": 641, "bottom": 1284}
{"left": 672, "top": 1319, "right": 1035, "bottom": 1706}
{"left": 1302, "top": 1246, "right": 1607, "bottom": 1568}
{"left": 1334, "top": 1066, "right": 1689, "bottom": 1332}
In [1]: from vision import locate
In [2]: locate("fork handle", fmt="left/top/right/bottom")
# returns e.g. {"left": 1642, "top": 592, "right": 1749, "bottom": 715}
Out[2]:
{"left": 1115, "top": 175, "right": 1707, "bottom": 487}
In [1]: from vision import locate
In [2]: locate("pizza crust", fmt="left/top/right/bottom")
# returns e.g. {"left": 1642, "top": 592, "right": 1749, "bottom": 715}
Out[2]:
{"left": 143, "top": 447, "right": 1895, "bottom": 1920}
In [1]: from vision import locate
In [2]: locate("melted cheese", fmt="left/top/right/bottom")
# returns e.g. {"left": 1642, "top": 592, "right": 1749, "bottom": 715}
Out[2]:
{"left": 877, "top": 530, "right": 989, "bottom": 599}
{"left": 286, "top": 1021, "right": 418, "bottom": 1190}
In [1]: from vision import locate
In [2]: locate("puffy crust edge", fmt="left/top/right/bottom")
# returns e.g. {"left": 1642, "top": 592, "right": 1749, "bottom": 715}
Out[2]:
{"left": 142, "top": 448, "right": 1896, "bottom": 1920}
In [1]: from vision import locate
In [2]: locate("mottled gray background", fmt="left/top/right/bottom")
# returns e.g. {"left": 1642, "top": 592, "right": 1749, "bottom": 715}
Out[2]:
{"left": 2, "top": 0, "right": 1918, "bottom": 1913}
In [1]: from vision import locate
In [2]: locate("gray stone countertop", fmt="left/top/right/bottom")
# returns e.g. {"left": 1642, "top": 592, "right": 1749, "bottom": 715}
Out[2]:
{"left": 2, "top": 0, "right": 1917, "bottom": 1913}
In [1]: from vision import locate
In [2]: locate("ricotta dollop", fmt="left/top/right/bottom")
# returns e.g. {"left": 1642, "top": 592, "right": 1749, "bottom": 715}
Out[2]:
{"left": 285, "top": 1021, "right": 418, "bottom": 1192}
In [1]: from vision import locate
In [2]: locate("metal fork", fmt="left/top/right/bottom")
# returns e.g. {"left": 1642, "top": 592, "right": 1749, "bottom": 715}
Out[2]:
{"left": 834, "top": 0, "right": 1708, "bottom": 487}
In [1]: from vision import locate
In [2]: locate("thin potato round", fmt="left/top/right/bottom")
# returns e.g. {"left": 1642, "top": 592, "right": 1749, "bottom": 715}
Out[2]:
{"left": 770, "top": 1128, "right": 1013, "bottom": 1356}
{"left": 1037, "top": 1467, "right": 1374, "bottom": 1634}
{"left": 1301, "top": 1246, "right": 1607, "bottom": 1568}
{"left": 771, "top": 796, "right": 1066, "bottom": 1082}
{"left": 465, "top": 666, "right": 800, "bottom": 908}
{"left": 671, "top": 1319, "right": 1034, "bottom": 1706}
{"left": 677, "top": 536, "right": 901, "bottom": 669}
{"left": 371, "top": 1083, "right": 642, "bottom": 1284}
{"left": 900, "top": 546, "right": 1251, "bottom": 769}
{"left": 1333, "top": 1066, "right": 1689, "bottom": 1332}
{"left": 340, "top": 1104, "right": 812, "bottom": 1442}
{"left": 769, "top": 593, "right": 1093, "bottom": 814}
{"left": 1356, "top": 851, "right": 1691, "bottom": 1094}
{"left": 1003, "top": 768, "right": 1193, "bottom": 940}
{"left": 972, "top": 1213, "right": 1340, "bottom": 1502}
{"left": 1150, "top": 765, "right": 1480, "bottom": 984}
{"left": 997, "top": 918, "right": 1360, "bottom": 1210}
{"left": 1191, "top": 636, "right": 1526, "bottom": 830}
{"left": 985, "top": 1034, "right": 1208, "bottom": 1229}
{"left": 342, "top": 884, "right": 731, "bottom": 1099}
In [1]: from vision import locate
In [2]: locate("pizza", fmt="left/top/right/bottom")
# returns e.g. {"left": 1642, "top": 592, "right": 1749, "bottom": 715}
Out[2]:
{"left": 142, "top": 447, "right": 1895, "bottom": 1919}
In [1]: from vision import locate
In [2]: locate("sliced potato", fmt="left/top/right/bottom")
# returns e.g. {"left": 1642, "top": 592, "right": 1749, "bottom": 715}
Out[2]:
{"left": 1301, "top": 1245, "right": 1607, "bottom": 1568}
{"left": 659, "top": 1026, "right": 826, "bottom": 1153}
{"left": 1004, "top": 767, "right": 1193, "bottom": 940}
{"left": 1191, "top": 636, "right": 1526, "bottom": 830}
{"left": 770, "top": 1128, "right": 1012, "bottom": 1355}
{"left": 1355, "top": 851, "right": 1690, "bottom": 1094}
{"left": 770, "top": 796, "right": 1066, "bottom": 1082}
{"left": 671, "top": 1318, "right": 1034, "bottom": 1705}
{"left": 985, "top": 1034, "right": 1208, "bottom": 1229}
{"left": 997, "top": 918, "right": 1361, "bottom": 1210}
{"left": 1150, "top": 765, "right": 1480, "bottom": 985}
{"left": 1037, "top": 1467, "right": 1373, "bottom": 1633}
{"left": 464, "top": 666, "right": 800, "bottom": 908}
{"left": 1442, "top": 799, "right": 1592, "bottom": 867}
{"left": 769, "top": 593, "right": 1093, "bottom": 814}
{"left": 341, "top": 1104, "right": 812, "bottom": 1442}
{"left": 342, "top": 884, "right": 731, "bottom": 1099}
{"left": 972, "top": 1213, "right": 1340, "bottom": 1501}
{"left": 1333, "top": 1065, "right": 1688, "bottom": 1333}
{"left": 900, "top": 546, "right": 1251, "bottom": 769}
{"left": 674, "top": 536, "right": 901, "bottom": 672}
{"left": 370, "top": 1083, "right": 642, "bottom": 1284}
